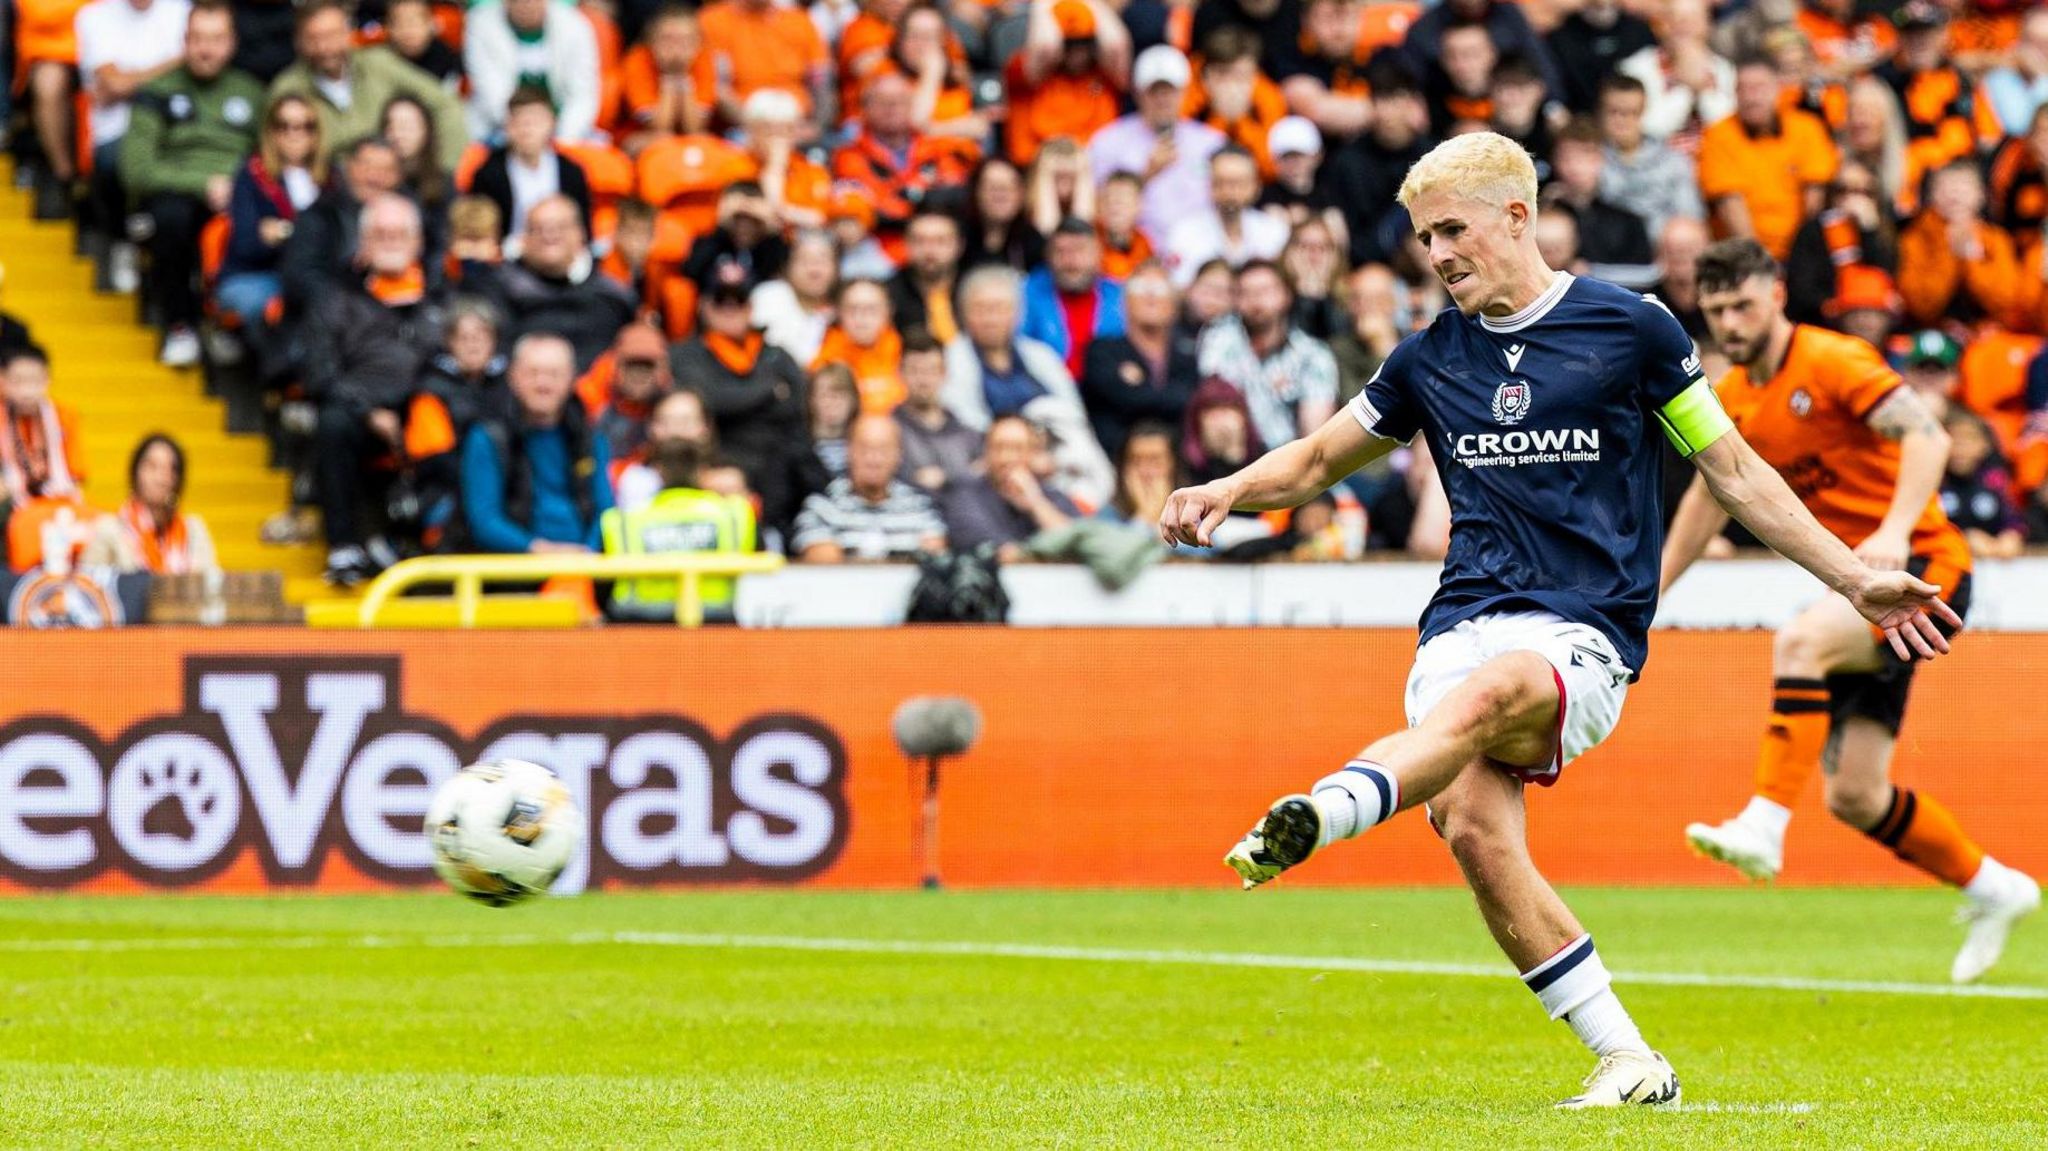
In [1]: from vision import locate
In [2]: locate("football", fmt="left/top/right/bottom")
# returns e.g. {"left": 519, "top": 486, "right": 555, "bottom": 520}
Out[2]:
{"left": 424, "top": 759, "right": 582, "bottom": 906}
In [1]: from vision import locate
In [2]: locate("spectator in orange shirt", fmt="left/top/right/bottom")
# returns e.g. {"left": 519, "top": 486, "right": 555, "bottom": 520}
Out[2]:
{"left": 888, "top": 4, "right": 986, "bottom": 141}
{"left": 837, "top": 0, "right": 913, "bottom": 116}
{"left": 1182, "top": 27, "right": 1287, "bottom": 179}
{"left": 620, "top": 5, "right": 716, "bottom": 154}
{"left": 740, "top": 89, "right": 833, "bottom": 229}
{"left": 1896, "top": 162, "right": 2021, "bottom": 330}
{"left": 1878, "top": 4, "right": 1987, "bottom": 185}
{"left": 1005, "top": 0, "right": 1129, "bottom": 166}
{"left": 1697, "top": 58, "right": 1840, "bottom": 260}
{"left": 1986, "top": 104, "right": 2048, "bottom": 252}
{"left": 1429, "top": 20, "right": 1497, "bottom": 138}
{"left": 699, "top": 0, "right": 831, "bottom": 132}
{"left": 831, "top": 71, "right": 978, "bottom": 260}
{"left": 813, "top": 279, "right": 906, "bottom": 415}
{"left": 1096, "top": 172, "right": 1154, "bottom": 282}
{"left": 1797, "top": 0, "right": 1895, "bottom": 79}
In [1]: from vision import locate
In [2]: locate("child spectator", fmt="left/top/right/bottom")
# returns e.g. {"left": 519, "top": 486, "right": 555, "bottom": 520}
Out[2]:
{"left": 1939, "top": 408, "right": 2026, "bottom": 559}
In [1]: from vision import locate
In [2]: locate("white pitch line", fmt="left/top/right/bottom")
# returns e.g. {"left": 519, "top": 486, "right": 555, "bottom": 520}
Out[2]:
{"left": 5, "top": 930, "right": 2044, "bottom": 1001}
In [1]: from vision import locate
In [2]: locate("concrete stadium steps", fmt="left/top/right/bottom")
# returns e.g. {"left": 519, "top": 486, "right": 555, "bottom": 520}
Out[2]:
{"left": 0, "top": 165, "right": 327, "bottom": 597}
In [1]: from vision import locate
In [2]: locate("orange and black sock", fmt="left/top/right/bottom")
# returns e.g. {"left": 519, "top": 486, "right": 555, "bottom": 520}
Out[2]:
{"left": 1754, "top": 678, "right": 1831, "bottom": 809}
{"left": 1865, "top": 787, "right": 1987, "bottom": 888}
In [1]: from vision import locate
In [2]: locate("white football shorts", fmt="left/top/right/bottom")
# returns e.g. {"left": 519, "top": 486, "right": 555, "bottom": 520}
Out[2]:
{"left": 1403, "top": 610, "right": 1632, "bottom": 786}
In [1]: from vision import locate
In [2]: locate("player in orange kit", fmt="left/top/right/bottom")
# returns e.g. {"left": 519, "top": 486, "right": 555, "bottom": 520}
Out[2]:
{"left": 1664, "top": 239, "right": 2037, "bottom": 984}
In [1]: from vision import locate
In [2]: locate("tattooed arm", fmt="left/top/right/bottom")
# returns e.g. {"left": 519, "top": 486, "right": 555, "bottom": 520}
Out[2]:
{"left": 1859, "top": 386, "right": 1953, "bottom": 570}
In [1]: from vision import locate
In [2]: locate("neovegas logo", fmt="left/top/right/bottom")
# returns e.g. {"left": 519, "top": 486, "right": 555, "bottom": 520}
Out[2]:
{"left": 0, "top": 657, "right": 849, "bottom": 890}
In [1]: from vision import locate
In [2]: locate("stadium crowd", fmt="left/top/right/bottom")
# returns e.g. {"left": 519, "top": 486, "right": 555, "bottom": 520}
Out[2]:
{"left": 2, "top": 0, "right": 2047, "bottom": 604}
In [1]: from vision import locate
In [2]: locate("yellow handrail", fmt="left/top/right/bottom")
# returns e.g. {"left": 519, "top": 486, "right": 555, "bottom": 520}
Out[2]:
{"left": 352, "top": 552, "right": 788, "bottom": 628}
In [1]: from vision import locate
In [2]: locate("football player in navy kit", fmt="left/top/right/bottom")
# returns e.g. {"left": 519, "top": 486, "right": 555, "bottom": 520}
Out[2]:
{"left": 1160, "top": 132, "right": 1961, "bottom": 1109}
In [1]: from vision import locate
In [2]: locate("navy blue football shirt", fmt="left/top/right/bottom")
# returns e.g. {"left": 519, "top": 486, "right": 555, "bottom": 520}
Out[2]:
{"left": 1349, "top": 273, "right": 1708, "bottom": 678}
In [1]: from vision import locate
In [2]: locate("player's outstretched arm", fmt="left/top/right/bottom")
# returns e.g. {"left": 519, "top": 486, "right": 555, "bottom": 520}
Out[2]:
{"left": 1687, "top": 431, "right": 1963, "bottom": 660}
{"left": 1658, "top": 473, "right": 1731, "bottom": 594}
{"left": 1159, "top": 407, "right": 1394, "bottom": 547}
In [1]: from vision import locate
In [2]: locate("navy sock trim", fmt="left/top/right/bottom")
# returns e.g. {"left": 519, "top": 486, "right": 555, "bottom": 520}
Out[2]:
{"left": 1343, "top": 762, "right": 1393, "bottom": 826}
{"left": 1523, "top": 935, "right": 1597, "bottom": 993}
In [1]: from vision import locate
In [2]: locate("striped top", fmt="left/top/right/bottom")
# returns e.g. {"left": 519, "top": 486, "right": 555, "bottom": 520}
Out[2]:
{"left": 791, "top": 478, "right": 947, "bottom": 559}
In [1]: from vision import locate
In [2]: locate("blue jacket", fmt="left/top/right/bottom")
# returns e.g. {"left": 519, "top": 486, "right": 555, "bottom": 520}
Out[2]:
{"left": 460, "top": 417, "right": 615, "bottom": 553}
{"left": 1020, "top": 268, "right": 1126, "bottom": 368}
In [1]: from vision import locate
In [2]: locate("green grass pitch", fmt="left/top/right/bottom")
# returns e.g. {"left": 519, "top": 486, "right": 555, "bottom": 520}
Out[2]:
{"left": 4, "top": 887, "right": 2045, "bottom": 1149}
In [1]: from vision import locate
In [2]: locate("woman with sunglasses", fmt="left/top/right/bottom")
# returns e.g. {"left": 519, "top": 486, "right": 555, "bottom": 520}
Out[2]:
{"left": 217, "top": 94, "right": 330, "bottom": 328}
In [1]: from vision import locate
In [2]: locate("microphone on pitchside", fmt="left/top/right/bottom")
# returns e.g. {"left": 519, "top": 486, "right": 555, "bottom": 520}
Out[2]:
{"left": 891, "top": 697, "right": 983, "bottom": 891}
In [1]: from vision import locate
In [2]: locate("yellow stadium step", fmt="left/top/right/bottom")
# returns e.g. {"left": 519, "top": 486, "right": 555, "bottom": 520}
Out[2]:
{"left": 0, "top": 162, "right": 325, "bottom": 603}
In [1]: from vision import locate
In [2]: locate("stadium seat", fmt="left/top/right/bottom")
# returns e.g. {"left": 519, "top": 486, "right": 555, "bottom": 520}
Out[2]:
{"left": 634, "top": 134, "right": 751, "bottom": 239}
{"left": 557, "top": 140, "right": 636, "bottom": 244}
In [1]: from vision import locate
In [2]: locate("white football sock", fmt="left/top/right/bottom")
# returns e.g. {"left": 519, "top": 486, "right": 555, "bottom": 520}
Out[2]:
{"left": 1740, "top": 795, "right": 1792, "bottom": 841}
{"left": 1521, "top": 934, "right": 1648, "bottom": 1058}
{"left": 1310, "top": 760, "right": 1400, "bottom": 845}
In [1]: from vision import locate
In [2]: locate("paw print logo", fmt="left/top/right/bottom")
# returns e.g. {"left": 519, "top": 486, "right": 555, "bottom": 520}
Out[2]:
{"left": 107, "top": 733, "right": 242, "bottom": 873}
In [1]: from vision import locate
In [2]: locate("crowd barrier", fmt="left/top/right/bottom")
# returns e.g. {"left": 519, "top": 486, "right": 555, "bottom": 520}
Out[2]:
{"left": 1, "top": 627, "right": 2040, "bottom": 894}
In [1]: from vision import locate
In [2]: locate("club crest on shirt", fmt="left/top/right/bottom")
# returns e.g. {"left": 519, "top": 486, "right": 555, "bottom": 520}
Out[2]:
{"left": 1789, "top": 387, "right": 1814, "bottom": 417}
{"left": 1492, "top": 380, "right": 1532, "bottom": 426}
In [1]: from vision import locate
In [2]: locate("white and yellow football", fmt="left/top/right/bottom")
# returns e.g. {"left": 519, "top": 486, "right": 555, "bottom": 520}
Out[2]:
{"left": 424, "top": 760, "right": 581, "bottom": 907}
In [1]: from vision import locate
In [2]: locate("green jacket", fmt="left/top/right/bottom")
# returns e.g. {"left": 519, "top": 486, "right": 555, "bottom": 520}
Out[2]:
{"left": 119, "top": 67, "right": 267, "bottom": 201}
{"left": 601, "top": 487, "right": 758, "bottom": 613}
{"left": 268, "top": 46, "right": 468, "bottom": 170}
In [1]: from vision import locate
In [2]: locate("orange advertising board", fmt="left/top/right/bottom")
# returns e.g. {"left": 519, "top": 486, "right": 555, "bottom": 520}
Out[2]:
{"left": 0, "top": 628, "right": 2041, "bottom": 892}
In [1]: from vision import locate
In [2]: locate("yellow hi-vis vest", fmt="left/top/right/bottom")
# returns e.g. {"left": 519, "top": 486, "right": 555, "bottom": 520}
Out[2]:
{"left": 599, "top": 487, "right": 758, "bottom": 609}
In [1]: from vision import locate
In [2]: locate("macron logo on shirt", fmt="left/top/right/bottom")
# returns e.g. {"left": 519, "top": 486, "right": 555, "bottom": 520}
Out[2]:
{"left": 1504, "top": 343, "right": 1526, "bottom": 373}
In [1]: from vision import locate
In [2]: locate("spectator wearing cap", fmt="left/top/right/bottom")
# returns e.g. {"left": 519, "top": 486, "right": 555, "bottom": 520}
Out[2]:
{"left": 935, "top": 414, "right": 1079, "bottom": 559}
{"left": 1615, "top": 0, "right": 1734, "bottom": 150}
{"left": 303, "top": 194, "right": 451, "bottom": 585}
{"left": 1197, "top": 259, "right": 1336, "bottom": 450}
{"left": 1022, "top": 219, "right": 1126, "bottom": 381}
{"left": 813, "top": 279, "right": 905, "bottom": 415}
{"left": 894, "top": 330, "right": 982, "bottom": 493}
{"left": 670, "top": 272, "right": 810, "bottom": 531}
{"left": 1876, "top": 4, "right": 1985, "bottom": 189}
{"left": 740, "top": 89, "right": 833, "bottom": 229}
{"left": 1323, "top": 67, "right": 1432, "bottom": 267}
{"left": 831, "top": 70, "right": 979, "bottom": 262}
{"left": 1161, "top": 147, "right": 1288, "bottom": 289}
{"left": 684, "top": 182, "right": 792, "bottom": 297}
{"left": 269, "top": 0, "right": 467, "bottom": 169}
{"left": 1257, "top": 117, "right": 1335, "bottom": 231}
{"left": 1595, "top": 73, "right": 1702, "bottom": 246}
{"left": 888, "top": 208, "right": 965, "bottom": 343}
{"left": 698, "top": 0, "right": 831, "bottom": 129}
{"left": 589, "top": 324, "right": 676, "bottom": 463}
{"left": 1982, "top": 8, "right": 2048, "bottom": 141}
{"left": 1086, "top": 44, "right": 1223, "bottom": 249}
{"left": 943, "top": 265, "right": 1114, "bottom": 507}
{"left": 1544, "top": 119, "right": 1656, "bottom": 290}
{"left": 1182, "top": 28, "right": 1288, "bottom": 181}
{"left": 1697, "top": 57, "right": 1839, "bottom": 262}
{"left": 461, "top": 331, "right": 615, "bottom": 556}
{"left": 1820, "top": 265, "right": 1902, "bottom": 353}
{"left": 464, "top": 0, "right": 603, "bottom": 142}
{"left": 1785, "top": 159, "right": 1898, "bottom": 327}
{"left": 118, "top": 2, "right": 265, "bottom": 368}
{"left": 1006, "top": 0, "right": 1130, "bottom": 166}
{"left": 466, "top": 195, "right": 639, "bottom": 373}
{"left": 469, "top": 87, "right": 595, "bottom": 245}
{"left": 1078, "top": 262, "right": 1194, "bottom": 460}
{"left": 1403, "top": 0, "right": 1562, "bottom": 106}
{"left": 1896, "top": 162, "right": 2020, "bottom": 330}
{"left": 791, "top": 415, "right": 947, "bottom": 562}
{"left": 1545, "top": 0, "right": 1655, "bottom": 115}
{"left": 1270, "top": 0, "right": 1377, "bottom": 139}
{"left": 1900, "top": 329, "right": 1962, "bottom": 417}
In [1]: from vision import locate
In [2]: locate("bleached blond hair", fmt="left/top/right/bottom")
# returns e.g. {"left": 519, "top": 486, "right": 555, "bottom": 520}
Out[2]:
{"left": 1396, "top": 132, "right": 1539, "bottom": 214}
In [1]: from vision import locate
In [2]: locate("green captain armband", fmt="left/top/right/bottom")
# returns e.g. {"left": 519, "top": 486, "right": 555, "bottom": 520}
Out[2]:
{"left": 1654, "top": 377, "right": 1735, "bottom": 458}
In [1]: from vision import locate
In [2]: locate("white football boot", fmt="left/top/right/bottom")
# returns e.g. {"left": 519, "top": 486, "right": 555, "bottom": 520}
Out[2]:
{"left": 1684, "top": 815, "right": 1784, "bottom": 882}
{"left": 1223, "top": 794, "right": 1323, "bottom": 889}
{"left": 1952, "top": 867, "right": 2041, "bottom": 984}
{"left": 1555, "top": 1051, "right": 1682, "bottom": 1110}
